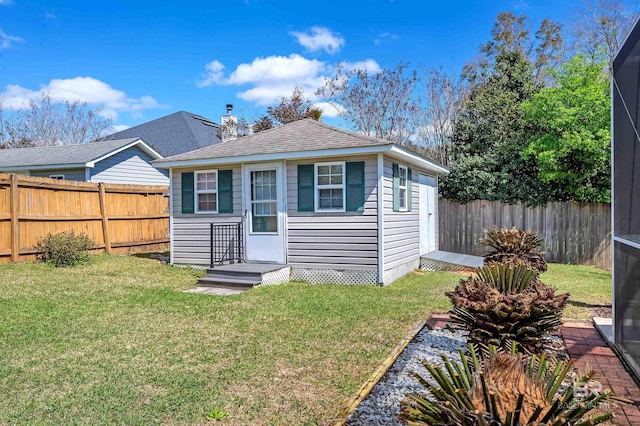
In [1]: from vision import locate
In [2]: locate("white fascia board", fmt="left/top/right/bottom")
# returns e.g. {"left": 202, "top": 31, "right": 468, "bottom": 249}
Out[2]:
{"left": 87, "top": 138, "right": 163, "bottom": 167}
{"left": 2, "top": 163, "right": 88, "bottom": 172}
{"left": 387, "top": 146, "right": 449, "bottom": 174}
{"left": 154, "top": 145, "right": 394, "bottom": 169}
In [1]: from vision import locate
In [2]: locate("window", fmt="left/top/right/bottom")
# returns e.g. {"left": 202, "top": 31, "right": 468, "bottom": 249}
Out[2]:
{"left": 392, "top": 163, "right": 412, "bottom": 212}
{"left": 49, "top": 174, "right": 65, "bottom": 180}
{"left": 315, "top": 162, "right": 345, "bottom": 211}
{"left": 195, "top": 170, "right": 218, "bottom": 213}
{"left": 251, "top": 170, "right": 277, "bottom": 233}
{"left": 398, "top": 165, "right": 408, "bottom": 211}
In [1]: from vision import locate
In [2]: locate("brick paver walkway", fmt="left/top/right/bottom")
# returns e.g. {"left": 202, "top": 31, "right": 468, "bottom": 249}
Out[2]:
{"left": 426, "top": 315, "right": 640, "bottom": 425}
{"left": 562, "top": 322, "right": 640, "bottom": 426}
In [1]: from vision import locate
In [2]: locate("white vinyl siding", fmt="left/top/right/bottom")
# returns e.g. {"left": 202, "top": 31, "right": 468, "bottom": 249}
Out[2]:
{"left": 172, "top": 165, "right": 242, "bottom": 265}
{"left": 90, "top": 145, "right": 169, "bottom": 185}
{"left": 383, "top": 157, "right": 438, "bottom": 284}
{"left": 287, "top": 155, "right": 378, "bottom": 271}
{"left": 29, "top": 168, "right": 86, "bottom": 181}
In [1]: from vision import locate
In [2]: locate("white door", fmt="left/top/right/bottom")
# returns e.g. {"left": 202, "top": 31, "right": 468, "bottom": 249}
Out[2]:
{"left": 419, "top": 174, "right": 437, "bottom": 254}
{"left": 244, "top": 162, "right": 286, "bottom": 263}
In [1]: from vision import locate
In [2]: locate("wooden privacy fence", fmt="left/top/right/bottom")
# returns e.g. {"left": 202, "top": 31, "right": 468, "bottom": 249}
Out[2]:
{"left": 0, "top": 173, "right": 169, "bottom": 263}
{"left": 439, "top": 199, "right": 612, "bottom": 269}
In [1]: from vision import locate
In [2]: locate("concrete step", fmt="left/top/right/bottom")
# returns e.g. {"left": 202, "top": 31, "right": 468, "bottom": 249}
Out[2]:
{"left": 204, "top": 268, "right": 263, "bottom": 280}
{"left": 197, "top": 276, "right": 260, "bottom": 288}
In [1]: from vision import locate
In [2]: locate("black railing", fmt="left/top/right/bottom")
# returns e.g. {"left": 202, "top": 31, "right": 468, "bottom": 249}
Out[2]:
{"left": 210, "top": 221, "right": 244, "bottom": 268}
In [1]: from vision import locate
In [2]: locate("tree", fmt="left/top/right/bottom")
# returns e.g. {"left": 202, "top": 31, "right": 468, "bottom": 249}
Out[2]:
{"left": 467, "top": 12, "right": 564, "bottom": 85}
{"left": 521, "top": 54, "right": 611, "bottom": 202}
{"left": 0, "top": 93, "right": 112, "bottom": 147}
{"left": 413, "top": 66, "right": 466, "bottom": 166}
{"left": 571, "top": 0, "right": 637, "bottom": 63}
{"left": 251, "top": 87, "right": 322, "bottom": 133}
{"left": 316, "top": 62, "right": 420, "bottom": 146}
{"left": 440, "top": 50, "right": 551, "bottom": 205}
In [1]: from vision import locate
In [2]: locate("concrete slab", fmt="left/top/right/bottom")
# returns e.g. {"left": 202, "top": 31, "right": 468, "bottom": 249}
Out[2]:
{"left": 184, "top": 286, "right": 246, "bottom": 296}
{"left": 421, "top": 250, "right": 484, "bottom": 268}
{"left": 594, "top": 316, "right": 614, "bottom": 344}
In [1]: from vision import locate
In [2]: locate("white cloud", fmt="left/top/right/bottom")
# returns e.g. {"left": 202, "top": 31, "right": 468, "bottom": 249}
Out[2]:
{"left": 0, "top": 0, "right": 14, "bottom": 5}
{"left": 197, "top": 54, "right": 382, "bottom": 107}
{"left": 290, "top": 26, "right": 345, "bottom": 54}
{"left": 374, "top": 32, "right": 399, "bottom": 45}
{"left": 196, "top": 60, "right": 225, "bottom": 88}
{"left": 1, "top": 77, "right": 161, "bottom": 121}
{"left": 312, "top": 101, "right": 344, "bottom": 118}
{"left": 0, "top": 29, "right": 23, "bottom": 48}
{"left": 341, "top": 59, "right": 382, "bottom": 73}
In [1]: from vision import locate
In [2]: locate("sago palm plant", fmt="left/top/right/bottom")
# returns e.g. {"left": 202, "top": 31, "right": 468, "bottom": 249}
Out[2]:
{"left": 400, "top": 345, "right": 620, "bottom": 426}
{"left": 446, "top": 263, "right": 569, "bottom": 354}
{"left": 481, "top": 227, "right": 547, "bottom": 273}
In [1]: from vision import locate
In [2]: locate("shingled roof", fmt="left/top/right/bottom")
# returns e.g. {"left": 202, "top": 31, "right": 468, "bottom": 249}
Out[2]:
{"left": 155, "top": 119, "right": 394, "bottom": 163}
{"left": 102, "top": 111, "right": 221, "bottom": 157}
{"left": 0, "top": 138, "right": 157, "bottom": 169}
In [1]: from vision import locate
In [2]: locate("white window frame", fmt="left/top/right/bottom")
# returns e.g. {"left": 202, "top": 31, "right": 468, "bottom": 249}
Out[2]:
{"left": 314, "top": 161, "right": 346, "bottom": 212}
{"left": 398, "top": 164, "right": 408, "bottom": 212}
{"left": 194, "top": 170, "right": 218, "bottom": 214}
{"left": 49, "top": 174, "right": 65, "bottom": 180}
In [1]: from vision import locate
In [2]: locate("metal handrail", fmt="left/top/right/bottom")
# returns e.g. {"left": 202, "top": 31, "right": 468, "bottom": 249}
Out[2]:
{"left": 210, "top": 221, "right": 244, "bottom": 268}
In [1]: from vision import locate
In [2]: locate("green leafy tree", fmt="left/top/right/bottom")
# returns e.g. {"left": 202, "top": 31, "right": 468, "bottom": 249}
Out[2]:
{"left": 521, "top": 54, "right": 610, "bottom": 202}
{"left": 440, "top": 50, "right": 551, "bottom": 205}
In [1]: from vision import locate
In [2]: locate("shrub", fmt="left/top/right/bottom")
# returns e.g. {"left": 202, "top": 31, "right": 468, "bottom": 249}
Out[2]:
{"left": 446, "top": 263, "right": 569, "bottom": 354}
{"left": 36, "top": 230, "right": 95, "bottom": 267}
{"left": 400, "top": 345, "right": 619, "bottom": 425}
{"left": 481, "top": 227, "right": 547, "bottom": 273}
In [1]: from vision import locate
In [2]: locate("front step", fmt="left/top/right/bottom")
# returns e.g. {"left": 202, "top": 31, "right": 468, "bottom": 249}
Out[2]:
{"left": 196, "top": 263, "right": 289, "bottom": 291}
{"left": 197, "top": 275, "right": 260, "bottom": 289}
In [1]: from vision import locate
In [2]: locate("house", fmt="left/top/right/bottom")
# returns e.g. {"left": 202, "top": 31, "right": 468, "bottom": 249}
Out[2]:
{"left": 102, "top": 111, "right": 222, "bottom": 157}
{"left": 0, "top": 138, "right": 168, "bottom": 185}
{"left": 612, "top": 17, "right": 640, "bottom": 378}
{"left": 154, "top": 119, "right": 448, "bottom": 285}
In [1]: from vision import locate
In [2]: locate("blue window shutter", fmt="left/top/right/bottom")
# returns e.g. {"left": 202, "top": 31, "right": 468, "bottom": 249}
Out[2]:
{"left": 346, "top": 161, "right": 365, "bottom": 212}
{"left": 392, "top": 163, "right": 399, "bottom": 212}
{"left": 407, "top": 168, "right": 413, "bottom": 212}
{"left": 298, "top": 164, "right": 314, "bottom": 212}
{"left": 181, "top": 172, "right": 194, "bottom": 214}
{"left": 218, "top": 170, "right": 233, "bottom": 213}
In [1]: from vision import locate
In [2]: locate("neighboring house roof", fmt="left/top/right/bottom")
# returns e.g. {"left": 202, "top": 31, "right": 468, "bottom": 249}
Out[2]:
{"left": 0, "top": 138, "right": 162, "bottom": 172}
{"left": 101, "top": 111, "right": 221, "bottom": 157}
{"left": 154, "top": 119, "right": 449, "bottom": 174}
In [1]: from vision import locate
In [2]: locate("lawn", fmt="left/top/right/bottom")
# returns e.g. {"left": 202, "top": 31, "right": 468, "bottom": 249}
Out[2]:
{"left": 0, "top": 255, "right": 610, "bottom": 425}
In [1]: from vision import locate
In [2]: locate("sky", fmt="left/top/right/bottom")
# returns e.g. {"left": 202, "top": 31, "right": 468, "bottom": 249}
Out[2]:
{"left": 0, "top": 0, "right": 584, "bottom": 132}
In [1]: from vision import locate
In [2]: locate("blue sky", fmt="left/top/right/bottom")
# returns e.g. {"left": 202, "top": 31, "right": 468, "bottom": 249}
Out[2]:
{"left": 0, "top": 0, "right": 580, "bottom": 131}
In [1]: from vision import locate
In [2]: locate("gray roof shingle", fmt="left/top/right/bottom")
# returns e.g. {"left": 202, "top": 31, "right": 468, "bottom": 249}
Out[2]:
{"left": 102, "top": 111, "right": 221, "bottom": 157}
{"left": 155, "top": 119, "right": 393, "bottom": 163}
{"left": 0, "top": 138, "right": 142, "bottom": 168}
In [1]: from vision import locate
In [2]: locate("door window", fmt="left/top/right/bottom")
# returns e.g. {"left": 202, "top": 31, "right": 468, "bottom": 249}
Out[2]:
{"left": 251, "top": 170, "right": 277, "bottom": 233}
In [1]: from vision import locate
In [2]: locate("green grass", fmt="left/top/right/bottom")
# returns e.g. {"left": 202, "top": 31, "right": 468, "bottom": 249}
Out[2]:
{"left": 542, "top": 263, "right": 612, "bottom": 320}
{"left": 0, "top": 256, "right": 611, "bottom": 425}
{"left": 0, "top": 255, "right": 452, "bottom": 425}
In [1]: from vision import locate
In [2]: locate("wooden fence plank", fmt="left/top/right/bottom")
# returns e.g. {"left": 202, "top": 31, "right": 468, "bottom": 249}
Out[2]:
{"left": 0, "top": 173, "right": 169, "bottom": 263}
{"left": 438, "top": 199, "right": 611, "bottom": 269}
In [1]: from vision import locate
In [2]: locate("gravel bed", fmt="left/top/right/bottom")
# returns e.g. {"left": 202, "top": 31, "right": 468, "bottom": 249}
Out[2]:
{"left": 344, "top": 327, "right": 569, "bottom": 426}
{"left": 345, "top": 327, "right": 467, "bottom": 426}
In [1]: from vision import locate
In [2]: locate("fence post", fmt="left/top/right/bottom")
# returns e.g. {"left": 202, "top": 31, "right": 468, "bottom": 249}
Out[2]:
{"left": 98, "top": 183, "right": 112, "bottom": 254}
{"left": 10, "top": 174, "right": 19, "bottom": 262}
